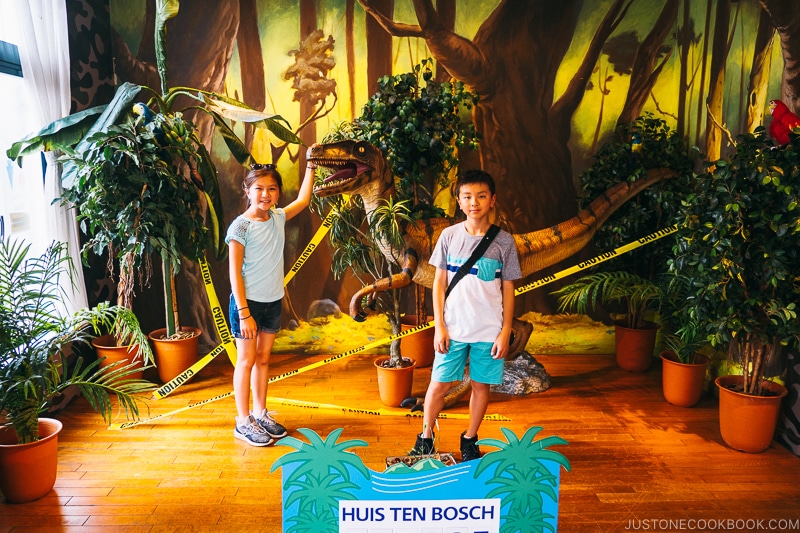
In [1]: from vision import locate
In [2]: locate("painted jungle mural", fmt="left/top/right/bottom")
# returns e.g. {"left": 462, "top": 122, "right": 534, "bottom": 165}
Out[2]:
{"left": 64, "top": 0, "right": 799, "bottom": 353}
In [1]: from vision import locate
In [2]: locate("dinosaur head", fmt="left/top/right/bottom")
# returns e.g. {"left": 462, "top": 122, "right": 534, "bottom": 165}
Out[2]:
{"left": 309, "top": 140, "right": 391, "bottom": 197}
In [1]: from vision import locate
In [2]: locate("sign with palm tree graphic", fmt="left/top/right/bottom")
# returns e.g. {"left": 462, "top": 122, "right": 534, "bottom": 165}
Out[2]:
{"left": 271, "top": 426, "right": 570, "bottom": 532}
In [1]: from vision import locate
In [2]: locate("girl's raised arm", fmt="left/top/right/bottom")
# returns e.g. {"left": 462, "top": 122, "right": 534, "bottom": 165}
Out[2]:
{"left": 284, "top": 151, "right": 316, "bottom": 221}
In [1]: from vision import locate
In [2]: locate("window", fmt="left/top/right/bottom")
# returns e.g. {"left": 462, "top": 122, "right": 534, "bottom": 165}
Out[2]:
{"left": 0, "top": 2, "right": 87, "bottom": 314}
{"left": 0, "top": 35, "right": 41, "bottom": 245}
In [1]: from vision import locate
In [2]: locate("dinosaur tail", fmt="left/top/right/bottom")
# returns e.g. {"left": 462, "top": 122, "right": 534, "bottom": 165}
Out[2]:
{"left": 514, "top": 167, "right": 676, "bottom": 277}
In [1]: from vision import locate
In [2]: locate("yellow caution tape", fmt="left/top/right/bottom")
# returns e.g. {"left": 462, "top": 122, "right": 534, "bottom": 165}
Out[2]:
{"left": 283, "top": 210, "right": 335, "bottom": 285}
{"left": 514, "top": 224, "right": 678, "bottom": 296}
{"left": 266, "top": 397, "right": 509, "bottom": 420}
{"left": 199, "top": 255, "right": 237, "bottom": 364}
{"left": 152, "top": 343, "right": 228, "bottom": 400}
{"left": 109, "top": 393, "right": 506, "bottom": 429}
{"left": 154, "top": 213, "right": 334, "bottom": 399}
{"left": 124, "top": 225, "right": 676, "bottom": 427}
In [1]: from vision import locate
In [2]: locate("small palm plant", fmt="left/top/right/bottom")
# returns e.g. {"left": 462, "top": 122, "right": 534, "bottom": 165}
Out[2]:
{"left": 476, "top": 427, "right": 571, "bottom": 533}
{"left": 659, "top": 274, "right": 708, "bottom": 364}
{"left": 272, "top": 428, "right": 371, "bottom": 532}
{"left": 551, "top": 271, "right": 663, "bottom": 329}
{"left": 0, "top": 236, "right": 155, "bottom": 444}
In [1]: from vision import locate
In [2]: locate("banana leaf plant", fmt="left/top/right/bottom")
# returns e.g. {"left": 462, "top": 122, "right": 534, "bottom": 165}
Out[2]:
{"left": 6, "top": 1, "right": 302, "bottom": 338}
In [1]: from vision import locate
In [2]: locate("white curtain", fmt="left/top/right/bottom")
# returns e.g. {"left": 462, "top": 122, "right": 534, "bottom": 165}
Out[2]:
{"left": 8, "top": 0, "right": 88, "bottom": 314}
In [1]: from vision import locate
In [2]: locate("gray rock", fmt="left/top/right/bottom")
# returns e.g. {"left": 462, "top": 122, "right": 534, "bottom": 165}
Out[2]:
{"left": 307, "top": 299, "right": 342, "bottom": 320}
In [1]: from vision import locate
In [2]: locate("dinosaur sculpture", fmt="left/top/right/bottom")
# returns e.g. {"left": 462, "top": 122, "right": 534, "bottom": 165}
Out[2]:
{"left": 309, "top": 140, "right": 674, "bottom": 407}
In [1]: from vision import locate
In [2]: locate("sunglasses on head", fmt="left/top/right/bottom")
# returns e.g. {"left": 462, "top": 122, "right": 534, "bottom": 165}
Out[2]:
{"left": 249, "top": 163, "right": 276, "bottom": 171}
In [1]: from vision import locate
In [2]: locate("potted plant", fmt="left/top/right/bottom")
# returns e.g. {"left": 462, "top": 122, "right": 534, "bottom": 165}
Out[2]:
{"left": 59, "top": 110, "right": 209, "bottom": 383}
{"left": 655, "top": 274, "right": 712, "bottom": 407}
{"left": 670, "top": 125, "right": 800, "bottom": 452}
{"left": 316, "top": 172, "right": 418, "bottom": 405}
{"left": 7, "top": 3, "right": 302, "bottom": 382}
{"left": 552, "top": 271, "right": 662, "bottom": 372}
{"left": 659, "top": 319, "right": 711, "bottom": 408}
{"left": 0, "top": 236, "right": 155, "bottom": 503}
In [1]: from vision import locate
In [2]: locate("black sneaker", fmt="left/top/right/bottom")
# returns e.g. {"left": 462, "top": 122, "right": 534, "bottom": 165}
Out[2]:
{"left": 460, "top": 431, "right": 481, "bottom": 462}
{"left": 252, "top": 409, "right": 288, "bottom": 438}
{"left": 409, "top": 433, "right": 434, "bottom": 456}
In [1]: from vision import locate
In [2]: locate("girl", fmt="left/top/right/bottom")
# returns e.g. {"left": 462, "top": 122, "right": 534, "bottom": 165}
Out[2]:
{"left": 226, "top": 158, "right": 315, "bottom": 446}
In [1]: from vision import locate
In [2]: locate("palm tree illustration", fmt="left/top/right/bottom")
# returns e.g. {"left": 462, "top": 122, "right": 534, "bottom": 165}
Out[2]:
{"left": 475, "top": 427, "right": 571, "bottom": 533}
{"left": 283, "top": 472, "right": 361, "bottom": 533}
{"left": 272, "top": 428, "right": 371, "bottom": 532}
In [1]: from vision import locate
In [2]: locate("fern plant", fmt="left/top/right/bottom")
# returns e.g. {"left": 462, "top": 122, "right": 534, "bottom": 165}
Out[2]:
{"left": 551, "top": 271, "right": 663, "bottom": 329}
{"left": 0, "top": 236, "right": 155, "bottom": 444}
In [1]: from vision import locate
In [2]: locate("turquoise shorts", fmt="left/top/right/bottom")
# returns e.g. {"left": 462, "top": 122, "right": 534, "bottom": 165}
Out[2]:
{"left": 430, "top": 339, "right": 504, "bottom": 385}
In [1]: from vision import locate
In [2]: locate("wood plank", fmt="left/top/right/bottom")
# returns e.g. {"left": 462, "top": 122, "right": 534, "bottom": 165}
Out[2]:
{"left": 1, "top": 352, "right": 798, "bottom": 533}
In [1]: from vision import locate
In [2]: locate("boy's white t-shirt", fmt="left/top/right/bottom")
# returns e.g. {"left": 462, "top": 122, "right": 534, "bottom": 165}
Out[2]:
{"left": 429, "top": 222, "right": 522, "bottom": 343}
{"left": 225, "top": 208, "right": 286, "bottom": 303}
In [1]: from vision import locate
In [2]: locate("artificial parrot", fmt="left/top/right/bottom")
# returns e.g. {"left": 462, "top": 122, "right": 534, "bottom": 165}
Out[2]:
{"left": 768, "top": 99, "right": 800, "bottom": 145}
{"left": 132, "top": 103, "right": 167, "bottom": 146}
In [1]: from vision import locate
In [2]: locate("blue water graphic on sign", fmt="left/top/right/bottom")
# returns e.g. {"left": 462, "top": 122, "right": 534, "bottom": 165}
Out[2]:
{"left": 271, "top": 426, "right": 570, "bottom": 532}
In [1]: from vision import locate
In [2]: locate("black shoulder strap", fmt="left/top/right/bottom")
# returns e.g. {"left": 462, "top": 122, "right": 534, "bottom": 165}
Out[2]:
{"left": 445, "top": 224, "right": 501, "bottom": 299}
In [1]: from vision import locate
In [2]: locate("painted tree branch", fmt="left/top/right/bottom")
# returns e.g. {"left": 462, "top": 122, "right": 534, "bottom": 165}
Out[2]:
{"left": 619, "top": 0, "right": 680, "bottom": 124}
{"left": 357, "top": 0, "right": 488, "bottom": 92}
{"left": 552, "top": 0, "right": 631, "bottom": 135}
{"left": 759, "top": 0, "right": 800, "bottom": 110}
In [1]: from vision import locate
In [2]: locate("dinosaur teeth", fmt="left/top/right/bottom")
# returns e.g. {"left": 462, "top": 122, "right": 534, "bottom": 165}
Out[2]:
{"left": 323, "top": 163, "right": 358, "bottom": 183}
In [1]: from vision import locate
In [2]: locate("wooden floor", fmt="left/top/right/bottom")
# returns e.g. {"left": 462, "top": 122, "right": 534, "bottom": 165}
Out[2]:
{"left": 2, "top": 350, "right": 799, "bottom": 532}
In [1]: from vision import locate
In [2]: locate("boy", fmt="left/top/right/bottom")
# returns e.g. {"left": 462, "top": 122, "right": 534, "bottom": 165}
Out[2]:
{"left": 410, "top": 169, "right": 521, "bottom": 461}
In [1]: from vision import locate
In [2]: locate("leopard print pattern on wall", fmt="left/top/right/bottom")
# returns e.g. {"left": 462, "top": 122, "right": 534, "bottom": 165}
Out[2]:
{"left": 65, "top": 0, "right": 117, "bottom": 308}
{"left": 66, "top": 0, "right": 115, "bottom": 114}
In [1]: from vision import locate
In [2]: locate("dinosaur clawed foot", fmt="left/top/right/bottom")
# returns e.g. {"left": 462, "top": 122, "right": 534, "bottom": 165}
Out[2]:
{"left": 401, "top": 397, "right": 424, "bottom": 412}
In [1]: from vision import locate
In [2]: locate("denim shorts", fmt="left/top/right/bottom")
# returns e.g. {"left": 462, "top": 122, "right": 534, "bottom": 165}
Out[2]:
{"left": 229, "top": 295, "right": 282, "bottom": 338}
{"left": 430, "top": 339, "right": 504, "bottom": 385}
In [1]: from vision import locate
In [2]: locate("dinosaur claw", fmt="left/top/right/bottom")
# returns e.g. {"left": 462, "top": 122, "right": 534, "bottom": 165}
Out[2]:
{"left": 400, "top": 397, "right": 424, "bottom": 412}
{"left": 400, "top": 397, "right": 418, "bottom": 408}
{"left": 352, "top": 312, "right": 367, "bottom": 322}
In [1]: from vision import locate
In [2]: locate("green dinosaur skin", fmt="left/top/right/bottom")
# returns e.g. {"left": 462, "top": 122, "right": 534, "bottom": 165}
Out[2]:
{"left": 310, "top": 139, "right": 674, "bottom": 410}
{"left": 310, "top": 139, "right": 675, "bottom": 319}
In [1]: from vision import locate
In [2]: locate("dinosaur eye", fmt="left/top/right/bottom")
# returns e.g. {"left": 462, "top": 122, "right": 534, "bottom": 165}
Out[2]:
{"left": 357, "top": 144, "right": 366, "bottom": 154}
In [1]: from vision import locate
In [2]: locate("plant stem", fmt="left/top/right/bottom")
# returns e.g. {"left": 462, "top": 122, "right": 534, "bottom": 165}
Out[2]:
{"left": 163, "top": 259, "right": 176, "bottom": 337}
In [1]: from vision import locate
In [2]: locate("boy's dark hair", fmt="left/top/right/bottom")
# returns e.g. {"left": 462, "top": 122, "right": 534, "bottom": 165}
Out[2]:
{"left": 455, "top": 169, "right": 496, "bottom": 196}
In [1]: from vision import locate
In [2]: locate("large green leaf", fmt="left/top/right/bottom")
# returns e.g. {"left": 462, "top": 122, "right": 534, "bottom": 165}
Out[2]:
{"left": 6, "top": 106, "right": 105, "bottom": 165}
{"left": 207, "top": 110, "right": 253, "bottom": 166}
{"left": 61, "top": 82, "right": 143, "bottom": 189}
{"left": 201, "top": 92, "right": 303, "bottom": 145}
{"left": 258, "top": 116, "right": 304, "bottom": 145}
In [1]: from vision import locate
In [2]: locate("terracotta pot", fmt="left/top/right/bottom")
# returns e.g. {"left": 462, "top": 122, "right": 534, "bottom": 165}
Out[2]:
{"left": 660, "top": 350, "right": 709, "bottom": 407}
{"left": 92, "top": 334, "right": 145, "bottom": 382}
{"left": 0, "top": 418, "right": 63, "bottom": 503}
{"left": 374, "top": 356, "right": 416, "bottom": 407}
{"left": 149, "top": 327, "right": 201, "bottom": 383}
{"left": 716, "top": 375, "right": 788, "bottom": 453}
{"left": 400, "top": 315, "right": 435, "bottom": 368}
{"left": 614, "top": 322, "right": 659, "bottom": 372}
